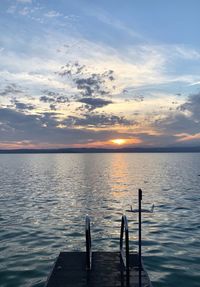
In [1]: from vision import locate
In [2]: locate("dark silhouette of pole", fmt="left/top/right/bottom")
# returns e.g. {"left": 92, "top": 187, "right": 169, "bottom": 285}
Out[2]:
{"left": 120, "top": 215, "right": 130, "bottom": 283}
{"left": 85, "top": 216, "right": 92, "bottom": 270}
{"left": 138, "top": 188, "right": 142, "bottom": 287}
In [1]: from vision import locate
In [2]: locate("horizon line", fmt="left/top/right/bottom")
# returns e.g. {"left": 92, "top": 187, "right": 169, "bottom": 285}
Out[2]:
{"left": 1, "top": 146, "right": 200, "bottom": 153}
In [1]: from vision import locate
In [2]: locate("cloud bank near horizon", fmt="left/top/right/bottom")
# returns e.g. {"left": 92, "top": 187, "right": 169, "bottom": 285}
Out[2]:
{"left": 1, "top": 0, "right": 200, "bottom": 148}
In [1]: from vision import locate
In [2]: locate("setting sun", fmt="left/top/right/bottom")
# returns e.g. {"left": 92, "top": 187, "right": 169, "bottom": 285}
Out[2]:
{"left": 111, "top": 139, "right": 127, "bottom": 145}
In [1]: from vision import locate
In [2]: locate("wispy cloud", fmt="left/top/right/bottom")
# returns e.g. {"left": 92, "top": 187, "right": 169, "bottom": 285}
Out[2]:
{"left": 44, "top": 10, "right": 62, "bottom": 18}
{"left": 18, "top": 7, "right": 31, "bottom": 15}
{"left": 16, "top": 0, "right": 32, "bottom": 3}
{"left": 84, "top": 6, "right": 144, "bottom": 41}
{"left": 175, "top": 46, "right": 200, "bottom": 60}
{"left": 7, "top": 5, "right": 17, "bottom": 14}
{"left": 176, "top": 133, "right": 200, "bottom": 142}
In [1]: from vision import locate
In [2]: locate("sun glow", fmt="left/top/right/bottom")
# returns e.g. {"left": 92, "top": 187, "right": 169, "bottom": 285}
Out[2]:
{"left": 111, "top": 138, "right": 127, "bottom": 145}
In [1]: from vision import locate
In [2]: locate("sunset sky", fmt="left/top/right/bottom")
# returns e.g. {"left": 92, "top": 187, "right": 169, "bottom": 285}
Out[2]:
{"left": 1, "top": 0, "right": 200, "bottom": 149}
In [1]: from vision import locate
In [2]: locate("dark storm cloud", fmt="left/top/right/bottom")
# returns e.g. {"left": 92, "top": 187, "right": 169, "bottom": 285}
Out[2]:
{"left": 78, "top": 97, "right": 112, "bottom": 111}
{"left": 62, "top": 113, "right": 133, "bottom": 127}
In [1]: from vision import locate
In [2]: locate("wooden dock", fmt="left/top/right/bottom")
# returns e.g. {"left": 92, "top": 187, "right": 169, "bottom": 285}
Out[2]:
{"left": 45, "top": 189, "right": 153, "bottom": 287}
{"left": 45, "top": 251, "right": 152, "bottom": 287}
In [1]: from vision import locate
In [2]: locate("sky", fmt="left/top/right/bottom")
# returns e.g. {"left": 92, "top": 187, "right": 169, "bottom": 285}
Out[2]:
{"left": 0, "top": 0, "right": 200, "bottom": 149}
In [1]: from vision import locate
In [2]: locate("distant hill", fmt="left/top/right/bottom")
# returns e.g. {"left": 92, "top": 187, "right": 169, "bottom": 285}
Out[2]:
{"left": 1, "top": 146, "right": 200, "bottom": 153}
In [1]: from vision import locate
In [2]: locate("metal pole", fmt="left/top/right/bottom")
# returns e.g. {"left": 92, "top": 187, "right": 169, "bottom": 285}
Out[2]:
{"left": 85, "top": 216, "right": 91, "bottom": 270}
{"left": 138, "top": 188, "right": 142, "bottom": 287}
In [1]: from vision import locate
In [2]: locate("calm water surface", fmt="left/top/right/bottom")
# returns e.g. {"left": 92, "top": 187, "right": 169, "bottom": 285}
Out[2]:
{"left": 0, "top": 153, "right": 200, "bottom": 287}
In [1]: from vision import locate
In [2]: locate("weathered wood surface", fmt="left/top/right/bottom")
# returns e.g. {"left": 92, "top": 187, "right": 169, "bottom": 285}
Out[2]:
{"left": 45, "top": 252, "right": 152, "bottom": 287}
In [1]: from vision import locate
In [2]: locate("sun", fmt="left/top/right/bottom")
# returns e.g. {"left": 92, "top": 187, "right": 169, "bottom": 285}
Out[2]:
{"left": 111, "top": 139, "right": 127, "bottom": 145}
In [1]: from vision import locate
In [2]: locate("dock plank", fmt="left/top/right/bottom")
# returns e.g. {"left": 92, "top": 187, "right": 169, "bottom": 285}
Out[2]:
{"left": 45, "top": 252, "right": 152, "bottom": 287}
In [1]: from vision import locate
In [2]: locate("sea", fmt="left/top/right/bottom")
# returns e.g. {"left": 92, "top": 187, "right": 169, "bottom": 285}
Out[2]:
{"left": 0, "top": 153, "right": 199, "bottom": 287}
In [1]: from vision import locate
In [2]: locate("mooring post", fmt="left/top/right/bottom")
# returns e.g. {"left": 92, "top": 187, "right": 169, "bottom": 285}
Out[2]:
{"left": 138, "top": 188, "right": 142, "bottom": 287}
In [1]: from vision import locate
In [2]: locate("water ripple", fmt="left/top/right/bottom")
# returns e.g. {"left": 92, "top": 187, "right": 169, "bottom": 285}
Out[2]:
{"left": 0, "top": 153, "right": 200, "bottom": 286}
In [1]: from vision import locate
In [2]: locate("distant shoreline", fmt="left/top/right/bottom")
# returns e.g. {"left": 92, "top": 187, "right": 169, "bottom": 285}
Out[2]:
{"left": 1, "top": 147, "right": 200, "bottom": 154}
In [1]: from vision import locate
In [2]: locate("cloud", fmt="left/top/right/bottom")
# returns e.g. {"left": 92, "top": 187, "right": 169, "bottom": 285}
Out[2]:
{"left": 155, "top": 113, "right": 200, "bottom": 134}
{"left": 0, "top": 84, "right": 23, "bottom": 96}
{"left": 44, "top": 10, "right": 62, "bottom": 18}
{"left": 40, "top": 95, "right": 55, "bottom": 103}
{"left": 153, "top": 93, "right": 200, "bottom": 144}
{"left": 1, "top": 101, "right": 199, "bottom": 148}
{"left": 7, "top": 5, "right": 16, "bottom": 14}
{"left": 56, "top": 96, "right": 69, "bottom": 103}
{"left": 78, "top": 97, "right": 112, "bottom": 111}
{"left": 175, "top": 46, "right": 200, "bottom": 60}
{"left": 7, "top": 0, "right": 32, "bottom": 14}
{"left": 0, "top": 108, "right": 61, "bottom": 140}
{"left": 75, "top": 75, "right": 111, "bottom": 97}
{"left": 19, "top": 7, "right": 31, "bottom": 16}
{"left": 0, "top": 107, "right": 135, "bottom": 147}
{"left": 2, "top": 2, "right": 200, "bottom": 148}
{"left": 179, "top": 93, "right": 200, "bottom": 121}
{"left": 84, "top": 6, "right": 143, "bottom": 41}
{"left": 11, "top": 99, "right": 35, "bottom": 111}
{"left": 58, "top": 62, "right": 115, "bottom": 98}
{"left": 134, "top": 132, "right": 178, "bottom": 147}
{"left": 176, "top": 133, "right": 200, "bottom": 143}
{"left": 62, "top": 113, "right": 133, "bottom": 128}
{"left": 40, "top": 90, "right": 69, "bottom": 104}
{"left": 49, "top": 104, "right": 57, "bottom": 111}
{"left": 16, "top": 0, "right": 32, "bottom": 3}
{"left": 0, "top": 108, "right": 42, "bottom": 130}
